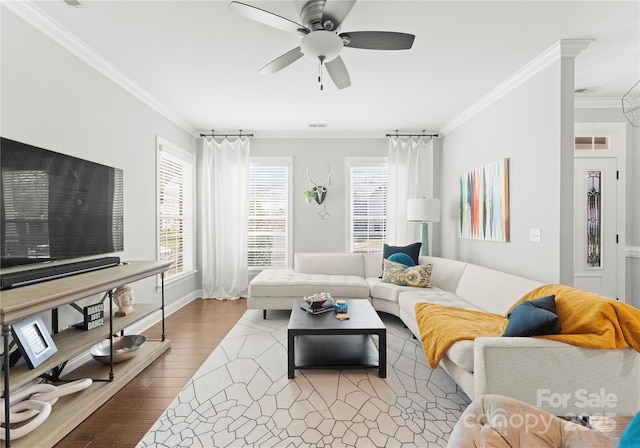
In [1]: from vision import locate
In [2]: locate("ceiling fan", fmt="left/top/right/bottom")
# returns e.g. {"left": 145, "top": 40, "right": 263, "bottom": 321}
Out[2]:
{"left": 228, "top": 0, "right": 415, "bottom": 90}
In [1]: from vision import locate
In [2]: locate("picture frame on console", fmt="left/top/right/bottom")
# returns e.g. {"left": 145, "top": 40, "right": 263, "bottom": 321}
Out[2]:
{"left": 11, "top": 315, "right": 58, "bottom": 369}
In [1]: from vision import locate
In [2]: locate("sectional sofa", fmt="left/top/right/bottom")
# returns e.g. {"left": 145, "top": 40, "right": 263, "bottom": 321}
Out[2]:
{"left": 248, "top": 252, "right": 640, "bottom": 416}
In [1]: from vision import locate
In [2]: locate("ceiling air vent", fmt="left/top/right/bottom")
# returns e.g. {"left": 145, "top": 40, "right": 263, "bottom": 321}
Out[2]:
{"left": 574, "top": 88, "right": 589, "bottom": 93}
{"left": 64, "top": 0, "right": 85, "bottom": 7}
{"left": 308, "top": 123, "right": 328, "bottom": 128}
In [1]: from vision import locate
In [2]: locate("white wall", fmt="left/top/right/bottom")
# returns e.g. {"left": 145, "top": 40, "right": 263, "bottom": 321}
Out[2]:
{"left": 250, "top": 138, "right": 388, "bottom": 256}
{"left": 439, "top": 56, "right": 571, "bottom": 284}
{"left": 1, "top": 9, "right": 199, "bottom": 328}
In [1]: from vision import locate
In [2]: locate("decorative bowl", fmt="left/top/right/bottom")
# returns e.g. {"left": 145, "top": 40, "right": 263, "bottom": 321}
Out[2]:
{"left": 90, "top": 335, "right": 146, "bottom": 364}
{"left": 304, "top": 292, "right": 333, "bottom": 309}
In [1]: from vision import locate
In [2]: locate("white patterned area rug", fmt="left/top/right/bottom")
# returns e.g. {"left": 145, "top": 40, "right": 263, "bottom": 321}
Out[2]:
{"left": 138, "top": 309, "right": 470, "bottom": 448}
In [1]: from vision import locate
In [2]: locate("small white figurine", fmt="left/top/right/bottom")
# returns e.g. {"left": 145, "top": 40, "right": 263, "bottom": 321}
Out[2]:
{"left": 113, "top": 285, "right": 135, "bottom": 316}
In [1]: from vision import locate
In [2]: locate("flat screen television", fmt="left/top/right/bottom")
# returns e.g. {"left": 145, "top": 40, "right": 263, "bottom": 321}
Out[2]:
{"left": 0, "top": 137, "right": 124, "bottom": 272}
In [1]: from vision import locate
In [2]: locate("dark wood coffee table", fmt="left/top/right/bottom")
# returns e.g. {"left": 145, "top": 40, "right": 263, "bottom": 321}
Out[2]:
{"left": 287, "top": 299, "right": 386, "bottom": 378}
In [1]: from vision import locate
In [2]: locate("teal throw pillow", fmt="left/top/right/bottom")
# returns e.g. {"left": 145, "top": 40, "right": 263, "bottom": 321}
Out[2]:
{"left": 503, "top": 295, "right": 561, "bottom": 337}
{"left": 387, "top": 252, "right": 416, "bottom": 267}
{"left": 382, "top": 259, "right": 433, "bottom": 288}
{"left": 383, "top": 242, "right": 422, "bottom": 266}
{"left": 618, "top": 412, "right": 640, "bottom": 448}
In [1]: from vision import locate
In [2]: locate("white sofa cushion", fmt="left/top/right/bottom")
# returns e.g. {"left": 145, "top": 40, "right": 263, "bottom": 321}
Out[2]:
{"left": 295, "top": 252, "right": 365, "bottom": 277}
{"left": 368, "top": 277, "right": 443, "bottom": 303}
{"left": 454, "top": 264, "right": 543, "bottom": 314}
{"left": 363, "top": 253, "right": 383, "bottom": 278}
{"left": 249, "top": 268, "right": 370, "bottom": 298}
{"left": 418, "top": 256, "right": 467, "bottom": 293}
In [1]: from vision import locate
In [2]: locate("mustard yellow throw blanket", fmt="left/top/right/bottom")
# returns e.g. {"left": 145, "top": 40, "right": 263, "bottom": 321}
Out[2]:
{"left": 415, "top": 284, "right": 640, "bottom": 369}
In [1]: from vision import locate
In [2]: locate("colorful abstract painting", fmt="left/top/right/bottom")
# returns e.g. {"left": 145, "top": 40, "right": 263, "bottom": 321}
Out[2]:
{"left": 459, "top": 158, "right": 509, "bottom": 241}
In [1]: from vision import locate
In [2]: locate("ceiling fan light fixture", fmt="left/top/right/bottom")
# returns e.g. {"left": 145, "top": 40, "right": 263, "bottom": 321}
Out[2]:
{"left": 300, "top": 30, "right": 343, "bottom": 63}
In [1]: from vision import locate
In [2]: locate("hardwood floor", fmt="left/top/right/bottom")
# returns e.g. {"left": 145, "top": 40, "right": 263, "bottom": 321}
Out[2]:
{"left": 54, "top": 298, "right": 247, "bottom": 448}
{"left": 53, "top": 297, "right": 631, "bottom": 446}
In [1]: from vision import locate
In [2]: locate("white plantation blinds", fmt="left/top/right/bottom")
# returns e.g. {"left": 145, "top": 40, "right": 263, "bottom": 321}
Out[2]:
{"left": 248, "top": 159, "right": 291, "bottom": 269}
{"left": 348, "top": 159, "right": 388, "bottom": 253}
{"left": 158, "top": 139, "right": 195, "bottom": 279}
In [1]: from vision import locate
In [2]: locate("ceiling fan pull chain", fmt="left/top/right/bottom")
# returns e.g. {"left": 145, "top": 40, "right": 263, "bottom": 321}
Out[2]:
{"left": 318, "top": 55, "right": 325, "bottom": 91}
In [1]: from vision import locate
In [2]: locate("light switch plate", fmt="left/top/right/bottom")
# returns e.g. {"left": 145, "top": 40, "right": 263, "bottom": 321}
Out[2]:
{"left": 530, "top": 228, "right": 541, "bottom": 242}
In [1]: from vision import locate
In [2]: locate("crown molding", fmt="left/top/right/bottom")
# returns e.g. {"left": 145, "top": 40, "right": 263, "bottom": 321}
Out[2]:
{"left": 575, "top": 97, "right": 621, "bottom": 109}
{"left": 3, "top": 0, "right": 196, "bottom": 135}
{"left": 440, "top": 39, "right": 594, "bottom": 135}
{"left": 559, "top": 39, "right": 595, "bottom": 58}
{"left": 627, "top": 246, "right": 640, "bottom": 259}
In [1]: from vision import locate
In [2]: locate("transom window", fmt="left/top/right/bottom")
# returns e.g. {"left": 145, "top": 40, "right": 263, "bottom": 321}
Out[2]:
{"left": 575, "top": 136, "right": 609, "bottom": 151}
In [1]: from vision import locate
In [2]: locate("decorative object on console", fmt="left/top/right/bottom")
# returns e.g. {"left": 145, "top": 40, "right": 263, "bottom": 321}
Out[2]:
{"left": 73, "top": 302, "right": 105, "bottom": 330}
{"left": 10, "top": 316, "right": 58, "bottom": 369}
{"left": 407, "top": 197, "right": 441, "bottom": 256}
{"left": 113, "top": 285, "right": 135, "bottom": 316}
{"left": 90, "top": 335, "right": 147, "bottom": 364}
{"left": 382, "top": 259, "right": 433, "bottom": 288}
{"left": 622, "top": 80, "right": 639, "bottom": 127}
{"left": 459, "top": 158, "right": 509, "bottom": 242}
{"left": 0, "top": 379, "right": 92, "bottom": 440}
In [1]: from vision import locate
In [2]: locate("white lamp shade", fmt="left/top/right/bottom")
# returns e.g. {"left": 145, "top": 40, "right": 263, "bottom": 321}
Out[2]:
{"left": 407, "top": 198, "right": 441, "bottom": 222}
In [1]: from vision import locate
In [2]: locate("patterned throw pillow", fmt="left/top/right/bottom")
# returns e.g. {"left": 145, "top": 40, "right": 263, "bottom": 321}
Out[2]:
{"left": 382, "top": 259, "right": 433, "bottom": 288}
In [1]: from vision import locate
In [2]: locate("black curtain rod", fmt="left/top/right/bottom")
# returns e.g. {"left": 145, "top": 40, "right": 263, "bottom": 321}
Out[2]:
{"left": 385, "top": 131, "right": 439, "bottom": 138}
{"left": 200, "top": 130, "right": 254, "bottom": 138}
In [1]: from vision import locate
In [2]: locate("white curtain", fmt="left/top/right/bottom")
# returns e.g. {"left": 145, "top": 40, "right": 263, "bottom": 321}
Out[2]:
{"left": 201, "top": 137, "right": 250, "bottom": 299}
{"left": 386, "top": 137, "right": 431, "bottom": 245}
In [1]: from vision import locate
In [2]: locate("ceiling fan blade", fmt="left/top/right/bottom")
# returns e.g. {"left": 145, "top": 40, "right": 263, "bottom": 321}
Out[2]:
{"left": 259, "top": 47, "right": 304, "bottom": 75}
{"left": 340, "top": 31, "right": 415, "bottom": 50}
{"left": 229, "top": 1, "right": 308, "bottom": 34}
{"left": 325, "top": 56, "right": 351, "bottom": 89}
{"left": 321, "top": 0, "right": 357, "bottom": 31}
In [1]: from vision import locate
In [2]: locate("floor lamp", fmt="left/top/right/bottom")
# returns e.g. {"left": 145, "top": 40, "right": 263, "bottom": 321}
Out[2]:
{"left": 407, "top": 198, "right": 441, "bottom": 256}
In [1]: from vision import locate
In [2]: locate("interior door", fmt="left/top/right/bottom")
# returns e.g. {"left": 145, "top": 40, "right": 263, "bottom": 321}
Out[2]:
{"left": 573, "top": 157, "right": 617, "bottom": 298}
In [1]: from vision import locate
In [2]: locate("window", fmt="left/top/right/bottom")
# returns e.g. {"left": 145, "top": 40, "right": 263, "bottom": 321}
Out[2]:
{"left": 575, "top": 136, "right": 609, "bottom": 151}
{"left": 347, "top": 158, "right": 388, "bottom": 253}
{"left": 157, "top": 138, "right": 195, "bottom": 280}
{"left": 248, "top": 157, "right": 291, "bottom": 269}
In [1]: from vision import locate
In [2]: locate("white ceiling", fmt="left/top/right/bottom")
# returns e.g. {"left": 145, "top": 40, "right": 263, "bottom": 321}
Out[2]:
{"left": 20, "top": 0, "right": 640, "bottom": 135}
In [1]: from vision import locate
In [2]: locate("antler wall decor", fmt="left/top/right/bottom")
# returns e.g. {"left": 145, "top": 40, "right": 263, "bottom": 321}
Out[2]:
{"left": 306, "top": 165, "right": 332, "bottom": 205}
{"left": 305, "top": 164, "right": 333, "bottom": 220}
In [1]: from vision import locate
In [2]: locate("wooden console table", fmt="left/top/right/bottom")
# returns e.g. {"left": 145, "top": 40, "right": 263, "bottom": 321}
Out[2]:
{"left": 1, "top": 260, "right": 172, "bottom": 447}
